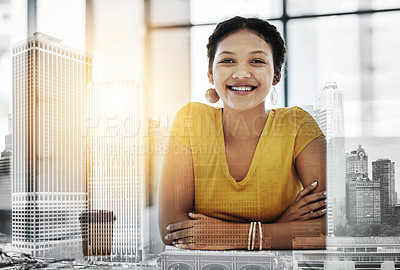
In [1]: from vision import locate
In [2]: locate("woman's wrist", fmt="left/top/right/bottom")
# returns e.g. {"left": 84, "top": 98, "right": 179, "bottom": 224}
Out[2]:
{"left": 221, "top": 222, "right": 249, "bottom": 250}
{"left": 245, "top": 221, "right": 271, "bottom": 251}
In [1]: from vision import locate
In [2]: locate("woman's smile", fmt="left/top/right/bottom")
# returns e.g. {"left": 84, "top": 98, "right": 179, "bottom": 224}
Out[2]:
{"left": 227, "top": 84, "right": 257, "bottom": 95}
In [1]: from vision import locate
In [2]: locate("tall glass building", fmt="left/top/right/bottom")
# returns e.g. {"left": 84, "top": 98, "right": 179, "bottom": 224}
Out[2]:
{"left": 373, "top": 158, "right": 396, "bottom": 225}
{"left": 87, "top": 81, "right": 148, "bottom": 262}
{"left": 346, "top": 145, "right": 381, "bottom": 225}
{"left": 0, "top": 114, "right": 12, "bottom": 237}
{"left": 12, "top": 32, "right": 92, "bottom": 257}
{"left": 316, "top": 82, "right": 345, "bottom": 236}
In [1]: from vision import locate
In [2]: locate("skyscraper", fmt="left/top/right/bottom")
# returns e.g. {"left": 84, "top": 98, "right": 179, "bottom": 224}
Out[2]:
{"left": 86, "top": 81, "right": 148, "bottom": 262}
{"left": 346, "top": 145, "right": 368, "bottom": 180}
{"left": 345, "top": 145, "right": 380, "bottom": 225}
{"left": 346, "top": 180, "right": 381, "bottom": 225}
{"left": 0, "top": 0, "right": 12, "bottom": 237}
{"left": 0, "top": 115, "right": 12, "bottom": 236}
{"left": 372, "top": 158, "right": 396, "bottom": 225}
{"left": 316, "top": 82, "right": 345, "bottom": 236}
{"left": 12, "top": 32, "right": 92, "bottom": 257}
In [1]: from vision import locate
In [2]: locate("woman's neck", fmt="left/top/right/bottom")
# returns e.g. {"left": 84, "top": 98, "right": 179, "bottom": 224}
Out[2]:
{"left": 222, "top": 103, "right": 269, "bottom": 140}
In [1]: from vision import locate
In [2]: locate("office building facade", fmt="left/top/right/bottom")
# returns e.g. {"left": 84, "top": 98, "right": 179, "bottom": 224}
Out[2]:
{"left": 346, "top": 145, "right": 380, "bottom": 224}
{"left": 0, "top": 114, "right": 12, "bottom": 237}
{"left": 347, "top": 179, "right": 381, "bottom": 225}
{"left": 346, "top": 145, "right": 368, "bottom": 181}
{"left": 87, "top": 81, "right": 148, "bottom": 261}
{"left": 373, "top": 158, "right": 396, "bottom": 225}
{"left": 12, "top": 32, "right": 92, "bottom": 257}
{"left": 161, "top": 237, "right": 400, "bottom": 270}
{"left": 294, "top": 237, "right": 400, "bottom": 270}
{"left": 316, "top": 82, "right": 345, "bottom": 236}
{"left": 0, "top": 156, "right": 12, "bottom": 237}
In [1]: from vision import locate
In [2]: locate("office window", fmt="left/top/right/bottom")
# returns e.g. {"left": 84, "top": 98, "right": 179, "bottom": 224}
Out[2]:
{"left": 150, "top": 0, "right": 189, "bottom": 27}
{"left": 287, "top": 0, "right": 359, "bottom": 15}
{"left": 190, "top": 0, "right": 282, "bottom": 24}
{"left": 36, "top": 0, "right": 85, "bottom": 50}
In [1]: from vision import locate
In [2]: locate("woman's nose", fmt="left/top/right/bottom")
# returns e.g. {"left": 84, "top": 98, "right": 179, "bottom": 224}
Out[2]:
{"left": 232, "top": 70, "right": 251, "bottom": 79}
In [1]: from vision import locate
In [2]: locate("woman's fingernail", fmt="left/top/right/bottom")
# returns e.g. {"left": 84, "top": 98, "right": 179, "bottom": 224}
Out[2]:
{"left": 324, "top": 200, "right": 327, "bottom": 203}
{"left": 175, "top": 244, "right": 182, "bottom": 249}
{"left": 166, "top": 225, "right": 171, "bottom": 230}
{"left": 172, "top": 241, "right": 176, "bottom": 245}
{"left": 321, "top": 209, "right": 327, "bottom": 213}
{"left": 311, "top": 181, "right": 318, "bottom": 187}
{"left": 323, "top": 192, "right": 327, "bottom": 196}
{"left": 164, "top": 234, "right": 170, "bottom": 240}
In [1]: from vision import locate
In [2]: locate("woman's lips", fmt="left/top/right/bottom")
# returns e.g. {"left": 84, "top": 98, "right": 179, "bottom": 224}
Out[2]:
{"left": 227, "top": 85, "right": 257, "bottom": 95}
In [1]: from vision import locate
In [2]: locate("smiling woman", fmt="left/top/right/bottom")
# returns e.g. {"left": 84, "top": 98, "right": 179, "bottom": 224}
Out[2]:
{"left": 158, "top": 16, "right": 326, "bottom": 250}
{"left": 209, "top": 30, "right": 276, "bottom": 112}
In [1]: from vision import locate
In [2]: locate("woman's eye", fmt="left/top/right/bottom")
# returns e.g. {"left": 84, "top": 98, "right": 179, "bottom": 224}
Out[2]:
{"left": 251, "top": 59, "right": 265, "bottom": 64}
{"left": 219, "top": 59, "right": 234, "bottom": 64}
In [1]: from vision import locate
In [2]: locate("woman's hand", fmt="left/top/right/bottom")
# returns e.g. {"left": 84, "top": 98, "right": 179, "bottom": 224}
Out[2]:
{"left": 275, "top": 181, "right": 326, "bottom": 223}
{"left": 164, "top": 213, "right": 246, "bottom": 250}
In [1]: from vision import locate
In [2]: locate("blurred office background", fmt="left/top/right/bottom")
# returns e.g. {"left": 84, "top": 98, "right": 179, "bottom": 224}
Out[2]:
{"left": 1, "top": 0, "right": 400, "bottom": 258}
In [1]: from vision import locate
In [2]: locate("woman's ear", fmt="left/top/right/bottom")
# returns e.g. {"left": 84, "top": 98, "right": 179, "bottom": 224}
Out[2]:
{"left": 273, "top": 70, "right": 281, "bottom": 85}
{"left": 208, "top": 70, "right": 214, "bottom": 85}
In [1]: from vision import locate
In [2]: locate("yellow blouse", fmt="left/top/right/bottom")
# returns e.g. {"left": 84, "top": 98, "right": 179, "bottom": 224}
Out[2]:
{"left": 170, "top": 102, "right": 323, "bottom": 223}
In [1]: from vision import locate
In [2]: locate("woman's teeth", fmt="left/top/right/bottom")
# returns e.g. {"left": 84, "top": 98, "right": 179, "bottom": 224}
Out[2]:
{"left": 230, "top": 86, "right": 254, "bottom": 91}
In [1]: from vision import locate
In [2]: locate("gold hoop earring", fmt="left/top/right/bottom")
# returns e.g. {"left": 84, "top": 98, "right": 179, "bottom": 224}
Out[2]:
{"left": 205, "top": 88, "right": 220, "bottom": 103}
{"left": 270, "top": 86, "right": 278, "bottom": 105}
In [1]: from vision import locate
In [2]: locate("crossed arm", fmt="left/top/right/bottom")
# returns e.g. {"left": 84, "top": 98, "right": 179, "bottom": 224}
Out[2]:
{"left": 158, "top": 135, "right": 326, "bottom": 250}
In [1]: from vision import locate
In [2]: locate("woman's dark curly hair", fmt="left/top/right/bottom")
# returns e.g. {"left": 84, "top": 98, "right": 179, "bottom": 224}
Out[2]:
{"left": 207, "top": 16, "right": 286, "bottom": 75}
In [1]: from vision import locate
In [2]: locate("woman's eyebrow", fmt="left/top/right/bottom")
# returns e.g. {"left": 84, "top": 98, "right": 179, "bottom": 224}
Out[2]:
{"left": 218, "top": 51, "right": 234, "bottom": 56}
{"left": 218, "top": 50, "right": 268, "bottom": 56}
{"left": 250, "top": 50, "right": 268, "bottom": 55}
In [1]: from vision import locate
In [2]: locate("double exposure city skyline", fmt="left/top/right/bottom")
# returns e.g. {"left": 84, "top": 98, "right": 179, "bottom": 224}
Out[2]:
{"left": 0, "top": 30, "right": 399, "bottom": 265}
{"left": 0, "top": 32, "right": 149, "bottom": 263}
{"left": 1, "top": 30, "right": 399, "bottom": 248}
{"left": 1, "top": 0, "right": 400, "bottom": 269}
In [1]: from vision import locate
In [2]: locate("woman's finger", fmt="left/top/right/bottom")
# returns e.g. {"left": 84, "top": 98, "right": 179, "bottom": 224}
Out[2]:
{"left": 296, "top": 190, "right": 326, "bottom": 208}
{"left": 188, "top": 212, "right": 210, "bottom": 220}
{"left": 175, "top": 243, "right": 205, "bottom": 250}
{"left": 176, "top": 242, "right": 209, "bottom": 250}
{"left": 174, "top": 236, "right": 203, "bottom": 250}
{"left": 175, "top": 244, "right": 190, "bottom": 249}
{"left": 298, "top": 199, "right": 326, "bottom": 216}
{"left": 173, "top": 236, "right": 194, "bottom": 245}
{"left": 165, "top": 227, "right": 193, "bottom": 241}
{"left": 300, "top": 208, "right": 327, "bottom": 221}
{"left": 294, "top": 181, "right": 318, "bottom": 203}
{"left": 166, "top": 220, "right": 193, "bottom": 232}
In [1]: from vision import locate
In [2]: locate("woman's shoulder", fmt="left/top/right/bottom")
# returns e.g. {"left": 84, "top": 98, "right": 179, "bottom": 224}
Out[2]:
{"left": 171, "top": 102, "right": 221, "bottom": 143}
{"left": 177, "top": 102, "right": 221, "bottom": 116}
{"left": 271, "top": 106, "right": 319, "bottom": 133}
{"left": 273, "top": 106, "right": 315, "bottom": 122}
{"left": 274, "top": 106, "right": 308, "bottom": 115}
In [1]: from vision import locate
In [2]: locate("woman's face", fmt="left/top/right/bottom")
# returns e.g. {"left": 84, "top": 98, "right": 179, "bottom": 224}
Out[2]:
{"left": 209, "top": 29, "right": 278, "bottom": 112}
